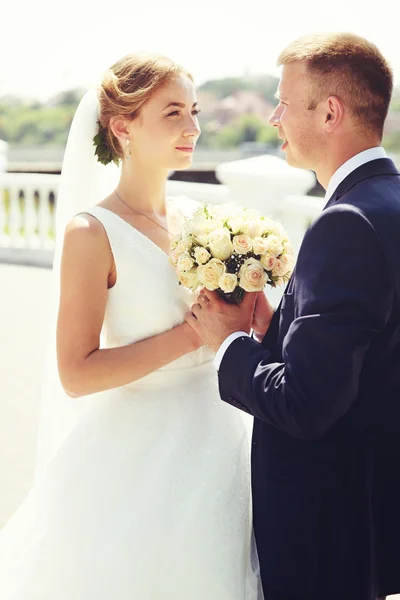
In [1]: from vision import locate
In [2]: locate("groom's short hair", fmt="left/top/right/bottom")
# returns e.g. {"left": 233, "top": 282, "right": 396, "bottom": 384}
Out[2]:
{"left": 278, "top": 33, "right": 393, "bottom": 138}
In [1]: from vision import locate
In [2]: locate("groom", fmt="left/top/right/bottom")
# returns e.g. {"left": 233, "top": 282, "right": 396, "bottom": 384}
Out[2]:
{"left": 186, "top": 33, "right": 400, "bottom": 600}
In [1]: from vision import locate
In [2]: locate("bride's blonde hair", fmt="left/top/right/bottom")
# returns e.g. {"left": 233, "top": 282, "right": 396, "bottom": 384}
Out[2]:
{"left": 97, "top": 53, "right": 193, "bottom": 163}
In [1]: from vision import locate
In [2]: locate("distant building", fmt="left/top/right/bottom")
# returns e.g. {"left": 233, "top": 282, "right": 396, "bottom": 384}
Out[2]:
{"left": 213, "top": 90, "right": 274, "bottom": 125}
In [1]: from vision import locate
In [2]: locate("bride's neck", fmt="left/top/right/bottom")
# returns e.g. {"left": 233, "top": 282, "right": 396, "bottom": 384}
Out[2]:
{"left": 116, "top": 162, "right": 169, "bottom": 216}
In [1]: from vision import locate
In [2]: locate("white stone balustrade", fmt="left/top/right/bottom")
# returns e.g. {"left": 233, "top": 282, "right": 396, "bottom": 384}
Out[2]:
{"left": 0, "top": 173, "right": 59, "bottom": 266}
{"left": 0, "top": 156, "right": 324, "bottom": 271}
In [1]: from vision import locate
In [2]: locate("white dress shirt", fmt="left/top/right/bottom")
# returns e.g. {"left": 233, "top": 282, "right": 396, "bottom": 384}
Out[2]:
{"left": 213, "top": 146, "right": 387, "bottom": 370}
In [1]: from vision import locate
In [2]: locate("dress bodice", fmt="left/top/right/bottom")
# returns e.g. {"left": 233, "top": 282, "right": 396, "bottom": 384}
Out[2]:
{"left": 83, "top": 202, "right": 214, "bottom": 382}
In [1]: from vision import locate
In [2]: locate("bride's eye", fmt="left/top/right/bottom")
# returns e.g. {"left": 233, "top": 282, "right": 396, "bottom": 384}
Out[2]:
{"left": 167, "top": 110, "right": 180, "bottom": 117}
{"left": 192, "top": 109, "right": 201, "bottom": 116}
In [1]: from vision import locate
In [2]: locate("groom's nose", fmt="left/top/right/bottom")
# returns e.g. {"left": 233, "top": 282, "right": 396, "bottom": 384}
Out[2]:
{"left": 268, "top": 105, "right": 282, "bottom": 127}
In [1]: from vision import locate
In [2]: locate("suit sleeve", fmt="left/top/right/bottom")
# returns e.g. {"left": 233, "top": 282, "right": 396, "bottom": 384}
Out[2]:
{"left": 218, "top": 204, "right": 393, "bottom": 440}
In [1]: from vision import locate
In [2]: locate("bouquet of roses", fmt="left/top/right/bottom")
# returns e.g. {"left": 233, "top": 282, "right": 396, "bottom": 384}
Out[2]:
{"left": 170, "top": 202, "right": 295, "bottom": 304}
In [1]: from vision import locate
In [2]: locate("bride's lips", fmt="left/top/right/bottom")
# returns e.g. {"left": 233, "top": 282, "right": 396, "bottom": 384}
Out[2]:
{"left": 176, "top": 146, "right": 195, "bottom": 153}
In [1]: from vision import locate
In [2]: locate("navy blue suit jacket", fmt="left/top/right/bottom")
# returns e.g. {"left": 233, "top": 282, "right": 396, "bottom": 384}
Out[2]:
{"left": 218, "top": 158, "right": 400, "bottom": 599}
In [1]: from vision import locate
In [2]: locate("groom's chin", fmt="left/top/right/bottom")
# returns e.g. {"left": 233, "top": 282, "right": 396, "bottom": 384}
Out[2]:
{"left": 283, "top": 152, "right": 295, "bottom": 167}
{"left": 284, "top": 151, "right": 303, "bottom": 169}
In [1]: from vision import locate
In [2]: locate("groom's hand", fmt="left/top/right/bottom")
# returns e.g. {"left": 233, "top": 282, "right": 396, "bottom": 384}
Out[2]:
{"left": 186, "top": 289, "right": 257, "bottom": 353}
{"left": 252, "top": 291, "right": 275, "bottom": 342}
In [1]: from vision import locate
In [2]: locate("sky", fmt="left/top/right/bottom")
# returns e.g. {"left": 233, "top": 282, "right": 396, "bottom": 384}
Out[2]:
{"left": 1, "top": 0, "right": 399, "bottom": 101}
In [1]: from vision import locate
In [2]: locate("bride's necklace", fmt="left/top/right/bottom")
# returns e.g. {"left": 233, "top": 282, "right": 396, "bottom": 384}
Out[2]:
{"left": 113, "top": 189, "right": 172, "bottom": 237}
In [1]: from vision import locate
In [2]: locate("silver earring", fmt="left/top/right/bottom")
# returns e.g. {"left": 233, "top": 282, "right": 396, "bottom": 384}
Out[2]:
{"left": 125, "top": 138, "right": 131, "bottom": 160}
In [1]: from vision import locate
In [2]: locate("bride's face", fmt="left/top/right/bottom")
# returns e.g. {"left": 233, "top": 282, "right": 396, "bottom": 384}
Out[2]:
{"left": 128, "top": 74, "right": 201, "bottom": 170}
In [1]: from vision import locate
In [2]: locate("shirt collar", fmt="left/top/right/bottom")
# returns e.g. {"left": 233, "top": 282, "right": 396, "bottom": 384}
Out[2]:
{"left": 325, "top": 147, "right": 387, "bottom": 202}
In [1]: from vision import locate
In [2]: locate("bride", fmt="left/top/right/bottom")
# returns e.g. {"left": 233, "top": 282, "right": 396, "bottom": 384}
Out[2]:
{"left": 0, "top": 53, "right": 263, "bottom": 598}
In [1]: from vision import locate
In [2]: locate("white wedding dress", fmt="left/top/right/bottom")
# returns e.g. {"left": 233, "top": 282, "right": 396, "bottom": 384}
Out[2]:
{"left": 0, "top": 203, "right": 262, "bottom": 599}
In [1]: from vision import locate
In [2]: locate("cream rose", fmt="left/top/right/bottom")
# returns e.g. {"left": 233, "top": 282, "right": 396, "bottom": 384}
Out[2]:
{"left": 197, "top": 258, "right": 226, "bottom": 291}
{"left": 176, "top": 237, "right": 193, "bottom": 254}
{"left": 227, "top": 217, "right": 245, "bottom": 235}
{"left": 233, "top": 234, "right": 252, "bottom": 255}
{"left": 194, "top": 246, "right": 211, "bottom": 265}
{"left": 178, "top": 268, "right": 199, "bottom": 290}
{"left": 194, "top": 234, "right": 210, "bottom": 247}
{"left": 208, "top": 228, "right": 233, "bottom": 261}
{"left": 219, "top": 273, "right": 238, "bottom": 294}
{"left": 262, "top": 220, "right": 286, "bottom": 238}
{"left": 190, "top": 215, "right": 222, "bottom": 244}
{"left": 169, "top": 247, "right": 181, "bottom": 266}
{"left": 272, "top": 255, "right": 293, "bottom": 277}
{"left": 253, "top": 236, "right": 270, "bottom": 255}
{"left": 170, "top": 234, "right": 181, "bottom": 251}
{"left": 177, "top": 252, "right": 194, "bottom": 273}
{"left": 239, "top": 258, "right": 269, "bottom": 292}
{"left": 265, "top": 235, "right": 284, "bottom": 257}
{"left": 260, "top": 252, "right": 277, "bottom": 271}
{"left": 280, "top": 252, "right": 295, "bottom": 271}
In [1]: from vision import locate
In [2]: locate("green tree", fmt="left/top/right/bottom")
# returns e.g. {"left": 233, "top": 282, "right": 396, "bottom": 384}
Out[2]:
{"left": 383, "top": 131, "right": 400, "bottom": 152}
{"left": 213, "top": 114, "right": 279, "bottom": 149}
{"left": 199, "top": 74, "right": 279, "bottom": 104}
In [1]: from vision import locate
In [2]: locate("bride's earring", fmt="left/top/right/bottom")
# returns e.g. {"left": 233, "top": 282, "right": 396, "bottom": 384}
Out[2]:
{"left": 125, "top": 138, "right": 131, "bottom": 161}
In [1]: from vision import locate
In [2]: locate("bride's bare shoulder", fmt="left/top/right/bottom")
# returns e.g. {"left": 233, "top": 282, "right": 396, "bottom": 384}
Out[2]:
{"left": 62, "top": 213, "right": 113, "bottom": 267}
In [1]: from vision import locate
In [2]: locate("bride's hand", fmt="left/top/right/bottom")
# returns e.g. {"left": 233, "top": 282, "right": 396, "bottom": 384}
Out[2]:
{"left": 183, "top": 321, "right": 204, "bottom": 351}
{"left": 252, "top": 292, "right": 274, "bottom": 341}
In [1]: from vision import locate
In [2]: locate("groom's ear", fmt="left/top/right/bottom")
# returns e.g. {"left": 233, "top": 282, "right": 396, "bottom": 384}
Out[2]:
{"left": 324, "top": 96, "right": 344, "bottom": 132}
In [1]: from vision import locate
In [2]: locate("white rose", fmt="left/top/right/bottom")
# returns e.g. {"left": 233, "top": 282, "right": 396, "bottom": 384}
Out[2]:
{"left": 265, "top": 235, "right": 284, "bottom": 257}
{"left": 194, "top": 246, "right": 211, "bottom": 265}
{"left": 197, "top": 258, "right": 226, "bottom": 291}
{"left": 187, "top": 211, "right": 208, "bottom": 232}
{"left": 227, "top": 217, "right": 245, "bottom": 235}
{"left": 244, "top": 219, "right": 264, "bottom": 238}
{"left": 191, "top": 216, "right": 222, "bottom": 241}
{"left": 252, "top": 236, "right": 270, "bottom": 255}
{"left": 260, "top": 252, "right": 277, "bottom": 271}
{"left": 178, "top": 268, "right": 199, "bottom": 290}
{"left": 177, "top": 252, "right": 194, "bottom": 273}
{"left": 239, "top": 258, "right": 269, "bottom": 292}
{"left": 219, "top": 273, "right": 238, "bottom": 294}
{"left": 208, "top": 228, "right": 233, "bottom": 261}
{"left": 232, "top": 234, "right": 253, "bottom": 255}
{"left": 262, "top": 220, "right": 286, "bottom": 238}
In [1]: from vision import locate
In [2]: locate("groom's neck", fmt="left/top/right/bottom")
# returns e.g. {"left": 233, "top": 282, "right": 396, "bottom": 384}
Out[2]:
{"left": 315, "top": 136, "right": 382, "bottom": 190}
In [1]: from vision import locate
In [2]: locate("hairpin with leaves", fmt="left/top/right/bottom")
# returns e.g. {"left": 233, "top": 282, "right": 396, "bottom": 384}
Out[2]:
{"left": 93, "top": 122, "right": 120, "bottom": 166}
